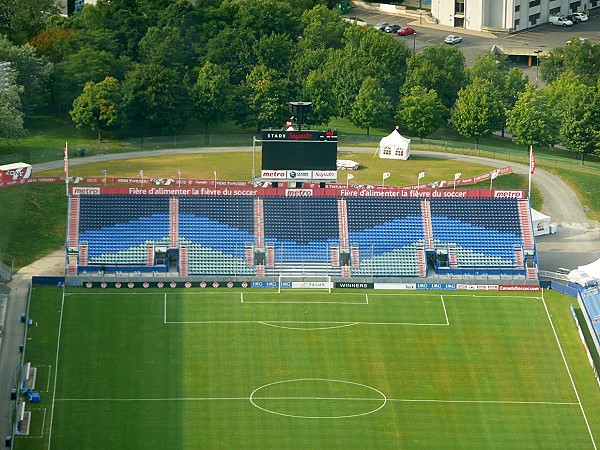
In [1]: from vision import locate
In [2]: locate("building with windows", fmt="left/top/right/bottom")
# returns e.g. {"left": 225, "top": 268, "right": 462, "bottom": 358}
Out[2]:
{"left": 60, "top": 0, "right": 97, "bottom": 16}
{"left": 432, "top": 0, "right": 595, "bottom": 32}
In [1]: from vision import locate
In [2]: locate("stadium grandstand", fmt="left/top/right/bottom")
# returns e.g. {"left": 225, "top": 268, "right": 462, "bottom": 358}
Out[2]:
{"left": 65, "top": 184, "right": 538, "bottom": 284}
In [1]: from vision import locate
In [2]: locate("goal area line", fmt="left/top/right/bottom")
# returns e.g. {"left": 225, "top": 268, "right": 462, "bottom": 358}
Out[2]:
{"left": 162, "top": 294, "right": 450, "bottom": 326}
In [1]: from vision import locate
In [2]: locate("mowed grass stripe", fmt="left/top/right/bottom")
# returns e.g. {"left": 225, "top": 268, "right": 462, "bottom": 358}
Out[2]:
{"left": 17, "top": 287, "right": 600, "bottom": 449}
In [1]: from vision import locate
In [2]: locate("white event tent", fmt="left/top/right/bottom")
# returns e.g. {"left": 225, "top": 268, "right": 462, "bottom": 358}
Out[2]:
{"left": 378, "top": 129, "right": 411, "bottom": 160}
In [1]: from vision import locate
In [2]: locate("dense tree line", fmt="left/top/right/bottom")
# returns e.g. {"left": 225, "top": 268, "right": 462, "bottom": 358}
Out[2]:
{"left": 0, "top": 0, "right": 599, "bottom": 160}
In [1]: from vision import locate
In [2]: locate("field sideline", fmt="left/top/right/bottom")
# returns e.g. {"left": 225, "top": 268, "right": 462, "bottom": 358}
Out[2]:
{"left": 15, "top": 286, "right": 600, "bottom": 449}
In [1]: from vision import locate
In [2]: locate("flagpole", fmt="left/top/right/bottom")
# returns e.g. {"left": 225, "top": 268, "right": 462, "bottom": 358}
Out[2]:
{"left": 214, "top": 170, "right": 217, "bottom": 188}
{"left": 178, "top": 169, "right": 181, "bottom": 188}
{"left": 528, "top": 145, "right": 534, "bottom": 200}
{"left": 64, "top": 141, "right": 69, "bottom": 196}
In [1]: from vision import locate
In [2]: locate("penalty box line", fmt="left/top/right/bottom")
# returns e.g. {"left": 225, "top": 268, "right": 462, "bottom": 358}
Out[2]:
{"left": 163, "top": 293, "right": 449, "bottom": 326}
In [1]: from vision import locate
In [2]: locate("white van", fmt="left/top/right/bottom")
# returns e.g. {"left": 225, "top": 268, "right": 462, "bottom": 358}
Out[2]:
{"left": 549, "top": 15, "right": 573, "bottom": 26}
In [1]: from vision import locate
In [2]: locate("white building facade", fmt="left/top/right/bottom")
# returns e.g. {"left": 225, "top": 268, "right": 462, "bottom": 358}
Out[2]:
{"left": 432, "top": 0, "right": 596, "bottom": 33}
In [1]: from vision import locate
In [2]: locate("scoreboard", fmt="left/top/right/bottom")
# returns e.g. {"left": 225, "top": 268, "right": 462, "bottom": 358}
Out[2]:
{"left": 261, "top": 130, "right": 337, "bottom": 182}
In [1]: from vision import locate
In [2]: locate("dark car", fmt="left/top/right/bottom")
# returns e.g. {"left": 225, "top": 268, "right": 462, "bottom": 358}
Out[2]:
{"left": 384, "top": 24, "right": 401, "bottom": 33}
{"left": 373, "top": 22, "right": 389, "bottom": 31}
{"left": 564, "top": 14, "right": 580, "bottom": 23}
{"left": 397, "top": 26, "right": 416, "bottom": 36}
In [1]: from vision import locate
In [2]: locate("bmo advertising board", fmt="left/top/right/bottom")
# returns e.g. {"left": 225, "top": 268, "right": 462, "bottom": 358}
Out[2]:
{"left": 261, "top": 130, "right": 337, "bottom": 182}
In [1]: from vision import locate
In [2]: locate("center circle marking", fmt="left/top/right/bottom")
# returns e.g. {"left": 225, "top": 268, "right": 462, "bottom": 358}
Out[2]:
{"left": 249, "top": 378, "right": 387, "bottom": 419}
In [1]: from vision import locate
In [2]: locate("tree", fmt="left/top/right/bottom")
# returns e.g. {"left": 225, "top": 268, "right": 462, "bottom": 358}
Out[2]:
{"left": 350, "top": 76, "right": 389, "bottom": 135}
{"left": 451, "top": 77, "right": 504, "bottom": 149}
{"left": 235, "top": 65, "right": 291, "bottom": 132}
{"left": 300, "top": 68, "right": 337, "bottom": 126}
{"left": 396, "top": 86, "right": 448, "bottom": 140}
{"left": 546, "top": 72, "right": 600, "bottom": 162}
{"left": 506, "top": 82, "right": 559, "bottom": 149}
{"left": 253, "top": 32, "right": 296, "bottom": 74}
{"left": 403, "top": 45, "right": 466, "bottom": 108}
{"left": 53, "top": 48, "right": 130, "bottom": 114}
{"left": 0, "top": 72, "right": 25, "bottom": 141}
{"left": 70, "top": 77, "right": 126, "bottom": 141}
{"left": 1, "top": 0, "right": 60, "bottom": 44}
{"left": 355, "top": 27, "right": 411, "bottom": 106}
{"left": 138, "top": 26, "right": 192, "bottom": 72}
{"left": 0, "top": 35, "right": 53, "bottom": 114}
{"left": 299, "top": 5, "right": 347, "bottom": 50}
{"left": 190, "top": 62, "right": 231, "bottom": 133}
{"left": 540, "top": 40, "right": 600, "bottom": 85}
{"left": 122, "top": 63, "right": 189, "bottom": 134}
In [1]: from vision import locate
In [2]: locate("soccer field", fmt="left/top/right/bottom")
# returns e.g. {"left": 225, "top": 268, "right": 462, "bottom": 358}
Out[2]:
{"left": 16, "top": 286, "right": 600, "bottom": 449}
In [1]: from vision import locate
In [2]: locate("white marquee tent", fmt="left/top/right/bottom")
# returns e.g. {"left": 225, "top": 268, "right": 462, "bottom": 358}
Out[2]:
{"left": 378, "top": 129, "right": 411, "bottom": 160}
{"left": 568, "top": 258, "right": 600, "bottom": 287}
{"left": 531, "top": 208, "right": 552, "bottom": 236}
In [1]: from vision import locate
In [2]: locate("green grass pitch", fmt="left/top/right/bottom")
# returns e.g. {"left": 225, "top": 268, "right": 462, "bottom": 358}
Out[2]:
{"left": 15, "top": 286, "right": 600, "bottom": 449}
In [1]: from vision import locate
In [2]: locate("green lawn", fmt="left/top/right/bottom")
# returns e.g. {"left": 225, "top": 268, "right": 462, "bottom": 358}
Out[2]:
{"left": 16, "top": 286, "right": 600, "bottom": 449}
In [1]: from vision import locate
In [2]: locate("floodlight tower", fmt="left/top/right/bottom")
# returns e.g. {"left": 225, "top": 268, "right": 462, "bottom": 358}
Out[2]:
{"left": 289, "top": 102, "right": 312, "bottom": 131}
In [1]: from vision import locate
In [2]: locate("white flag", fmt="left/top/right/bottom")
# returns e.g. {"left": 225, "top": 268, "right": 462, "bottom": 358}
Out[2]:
{"left": 383, "top": 172, "right": 391, "bottom": 180}
{"left": 454, "top": 172, "right": 461, "bottom": 181}
{"left": 347, "top": 173, "right": 354, "bottom": 180}
{"left": 418, "top": 171, "right": 425, "bottom": 180}
{"left": 491, "top": 169, "right": 499, "bottom": 180}
{"left": 139, "top": 169, "right": 144, "bottom": 177}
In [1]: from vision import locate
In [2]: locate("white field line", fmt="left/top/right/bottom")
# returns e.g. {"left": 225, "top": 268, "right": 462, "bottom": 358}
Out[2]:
{"left": 165, "top": 320, "right": 448, "bottom": 326}
{"left": 239, "top": 301, "right": 368, "bottom": 305}
{"left": 163, "top": 293, "right": 167, "bottom": 324}
{"left": 48, "top": 287, "right": 66, "bottom": 450}
{"left": 541, "top": 294, "right": 598, "bottom": 450}
{"left": 441, "top": 296, "right": 449, "bottom": 325}
{"left": 53, "top": 396, "right": 578, "bottom": 406}
{"left": 365, "top": 294, "right": 368, "bottom": 304}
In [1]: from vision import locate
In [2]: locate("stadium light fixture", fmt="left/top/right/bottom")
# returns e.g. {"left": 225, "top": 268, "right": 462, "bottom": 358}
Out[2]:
{"left": 289, "top": 102, "right": 312, "bottom": 131}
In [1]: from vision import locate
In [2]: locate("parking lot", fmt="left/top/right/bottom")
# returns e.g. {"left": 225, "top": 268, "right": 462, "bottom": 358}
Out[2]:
{"left": 349, "top": 7, "right": 600, "bottom": 66}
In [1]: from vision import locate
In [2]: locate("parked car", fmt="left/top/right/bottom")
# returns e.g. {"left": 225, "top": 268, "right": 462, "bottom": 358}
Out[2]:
{"left": 549, "top": 15, "right": 573, "bottom": 26}
{"left": 384, "top": 24, "right": 401, "bottom": 33}
{"left": 373, "top": 22, "right": 389, "bottom": 31}
{"left": 444, "top": 34, "right": 462, "bottom": 45}
{"left": 564, "top": 14, "right": 580, "bottom": 24}
{"left": 572, "top": 12, "right": 589, "bottom": 22}
{"left": 397, "top": 26, "right": 416, "bottom": 36}
{"left": 343, "top": 17, "right": 367, "bottom": 27}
